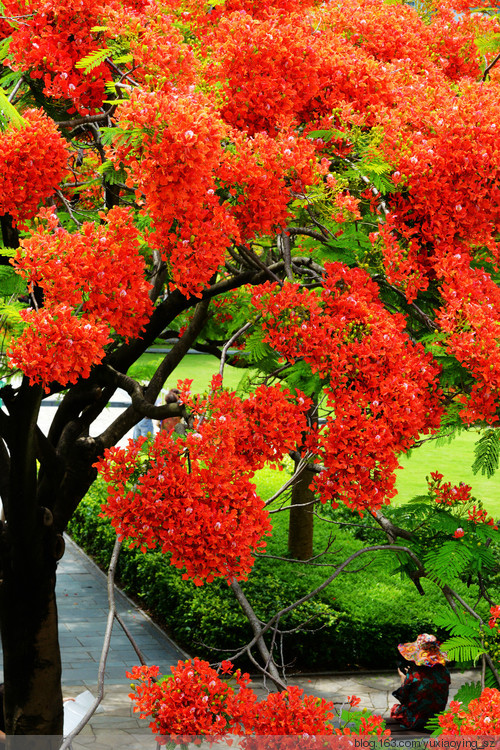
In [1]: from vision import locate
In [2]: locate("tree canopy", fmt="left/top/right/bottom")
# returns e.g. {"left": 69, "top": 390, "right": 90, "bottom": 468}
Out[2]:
{"left": 1, "top": 0, "right": 500, "bottom": 739}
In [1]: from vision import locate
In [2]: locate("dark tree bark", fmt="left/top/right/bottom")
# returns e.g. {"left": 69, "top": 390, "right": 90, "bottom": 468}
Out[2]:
{"left": 0, "top": 381, "right": 64, "bottom": 741}
{"left": 288, "top": 460, "right": 315, "bottom": 560}
{"left": 288, "top": 400, "right": 317, "bottom": 560}
{"left": 0, "top": 214, "right": 19, "bottom": 254}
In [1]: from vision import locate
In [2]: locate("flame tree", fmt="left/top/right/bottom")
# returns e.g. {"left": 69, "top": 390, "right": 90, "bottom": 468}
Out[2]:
{"left": 1, "top": 0, "right": 500, "bottom": 740}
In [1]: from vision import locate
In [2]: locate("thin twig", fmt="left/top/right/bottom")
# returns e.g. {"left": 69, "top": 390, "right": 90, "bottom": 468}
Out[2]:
{"left": 7, "top": 78, "right": 24, "bottom": 102}
{"left": 59, "top": 536, "right": 122, "bottom": 750}
{"left": 483, "top": 51, "right": 500, "bottom": 81}
{"left": 264, "top": 455, "right": 313, "bottom": 506}
{"left": 230, "top": 580, "right": 287, "bottom": 690}
{"left": 228, "top": 545, "right": 425, "bottom": 666}
{"left": 219, "top": 320, "right": 256, "bottom": 383}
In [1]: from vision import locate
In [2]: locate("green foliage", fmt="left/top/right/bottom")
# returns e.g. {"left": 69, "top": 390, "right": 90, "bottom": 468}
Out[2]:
{"left": 424, "top": 542, "right": 474, "bottom": 584}
{"left": 453, "top": 681, "right": 483, "bottom": 705}
{"left": 97, "top": 159, "right": 128, "bottom": 186}
{"left": 0, "top": 82, "right": 25, "bottom": 130}
{"left": 0, "top": 266, "right": 26, "bottom": 296}
{"left": 439, "top": 636, "right": 485, "bottom": 664}
{"left": 75, "top": 47, "right": 110, "bottom": 73}
{"left": 69, "top": 477, "right": 453, "bottom": 672}
{"left": 472, "top": 429, "right": 500, "bottom": 478}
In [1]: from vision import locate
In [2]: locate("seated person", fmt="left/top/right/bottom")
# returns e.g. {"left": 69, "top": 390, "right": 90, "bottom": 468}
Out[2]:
{"left": 133, "top": 416, "right": 155, "bottom": 440}
{"left": 389, "top": 633, "right": 450, "bottom": 732}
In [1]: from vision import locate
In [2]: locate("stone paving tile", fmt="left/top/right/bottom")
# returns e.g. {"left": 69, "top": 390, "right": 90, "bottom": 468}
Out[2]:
{"left": 0, "top": 532, "right": 485, "bottom": 744}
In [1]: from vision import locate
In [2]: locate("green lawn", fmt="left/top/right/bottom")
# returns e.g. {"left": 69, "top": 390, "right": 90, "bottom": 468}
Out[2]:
{"left": 127, "top": 352, "right": 243, "bottom": 394}
{"left": 395, "top": 431, "right": 500, "bottom": 518}
{"left": 130, "top": 351, "right": 500, "bottom": 516}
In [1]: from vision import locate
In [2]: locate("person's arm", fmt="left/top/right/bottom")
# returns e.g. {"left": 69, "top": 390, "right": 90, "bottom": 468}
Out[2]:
{"left": 393, "top": 670, "right": 420, "bottom": 703}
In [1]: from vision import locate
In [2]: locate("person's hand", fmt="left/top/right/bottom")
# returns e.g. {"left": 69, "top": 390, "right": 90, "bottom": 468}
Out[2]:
{"left": 397, "top": 667, "right": 406, "bottom": 684}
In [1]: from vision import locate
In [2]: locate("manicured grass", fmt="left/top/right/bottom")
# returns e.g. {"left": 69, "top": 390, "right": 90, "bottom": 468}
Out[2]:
{"left": 127, "top": 352, "right": 244, "bottom": 394}
{"left": 395, "top": 431, "right": 500, "bottom": 518}
{"left": 129, "top": 351, "right": 500, "bottom": 516}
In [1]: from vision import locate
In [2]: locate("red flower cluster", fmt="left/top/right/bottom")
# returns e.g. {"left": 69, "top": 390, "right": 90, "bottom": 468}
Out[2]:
{"left": 206, "top": 10, "right": 325, "bottom": 135}
{"left": 436, "top": 262, "right": 500, "bottom": 425}
{"left": 428, "top": 473, "right": 473, "bottom": 507}
{"left": 426, "top": 472, "right": 497, "bottom": 529}
{"left": 488, "top": 605, "right": 500, "bottom": 629}
{"left": 96, "top": 385, "right": 309, "bottom": 584}
{"left": 0, "top": 110, "right": 69, "bottom": 223}
{"left": 8, "top": 305, "right": 111, "bottom": 390}
{"left": 3, "top": 0, "right": 112, "bottom": 113}
{"left": 8, "top": 207, "right": 152, "bottom": 389}
{"left": 128, "top": 658, "right": 388, "bottom": 740}
{"left": 128, "top": 660, "right": 241, "bottom": 737}
{"left": 216, "top": 128, "right": 320, "bottom": 242}
{"left": 112, "top": 89, "right": 237, "bottom": 297}
{"left": 104, "top": 4, "right": 198, "bottom": 94}
{"left": 252, "top": 263, "right": 443, "bottom": 512}
{"left": 438, "top": 688, "right": 500, "bottom": 734}
{"left": 111, "top": 89, "right": 321, "bottom": 297}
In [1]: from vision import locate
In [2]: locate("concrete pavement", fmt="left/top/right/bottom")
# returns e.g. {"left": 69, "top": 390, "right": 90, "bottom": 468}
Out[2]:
{"left": 0, "top": 536, "right": 480, "bottom": 748}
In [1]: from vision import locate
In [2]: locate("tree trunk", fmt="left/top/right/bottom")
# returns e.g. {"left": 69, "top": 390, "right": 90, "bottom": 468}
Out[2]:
{"left": 288, "top": 460, "right": 315, "bottom": 560}
{"left": 0, "top": 530, "right": 63, "bottom": 744}
{"left": 0, "top": 381, "right": 64, "bottom": 744}
{"left": 288, "top": 399, "right": 317, "bottom": 561}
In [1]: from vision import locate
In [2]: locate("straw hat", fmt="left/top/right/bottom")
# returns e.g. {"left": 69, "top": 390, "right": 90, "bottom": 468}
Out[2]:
{"left": 398, "top": 633, "right": 448, "bottom": 667}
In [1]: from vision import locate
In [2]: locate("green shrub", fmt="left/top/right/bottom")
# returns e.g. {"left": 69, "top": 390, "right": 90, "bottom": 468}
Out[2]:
{"left": 67, "top": 478, "right": 462, "bottom": 672}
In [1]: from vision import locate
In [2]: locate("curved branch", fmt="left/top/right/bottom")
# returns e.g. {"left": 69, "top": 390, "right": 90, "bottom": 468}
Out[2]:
{"left": 94, "top": 365, "right": 184, "bottom": 420}
{"left": 219, "top": 319, "right": 256, "bottom": 383}
{"left": 228, "top": 545, "right": 424, "bottom": 665}
{"left": 286, "top": 227, "right": 331, "bottom": 242}
{"left": 373, "top": 510, "right": 413, "bottom": 542}
{"left": 230, "top": 580, "right": 287, "bottom": 691}
{"left": 483, "top": 51, "right": 500, "bottom": 82}
{"left": 98, "top": 298, "right": 211, "bottom": 448}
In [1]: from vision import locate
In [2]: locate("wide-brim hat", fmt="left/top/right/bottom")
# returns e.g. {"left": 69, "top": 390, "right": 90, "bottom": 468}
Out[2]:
{"left": 398, "top": 633, "right": 448, "bottom": 667}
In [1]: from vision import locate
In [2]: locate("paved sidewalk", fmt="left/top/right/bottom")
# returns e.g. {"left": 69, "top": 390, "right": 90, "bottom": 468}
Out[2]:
{"left": 57, "top": 536, "right": 189, "bottom": 748}
{"left": 0, "top": 536, "right": 481, "bottom": 748}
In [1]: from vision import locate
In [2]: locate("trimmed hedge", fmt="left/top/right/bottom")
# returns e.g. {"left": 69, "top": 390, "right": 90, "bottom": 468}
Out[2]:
{"left": 66, "top": 478, "right": 460, "bottom": 672}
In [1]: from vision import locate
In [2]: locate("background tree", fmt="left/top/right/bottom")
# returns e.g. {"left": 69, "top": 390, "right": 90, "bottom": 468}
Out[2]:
{"left": 0, "top": 0, "right": 500, "bottom": 741}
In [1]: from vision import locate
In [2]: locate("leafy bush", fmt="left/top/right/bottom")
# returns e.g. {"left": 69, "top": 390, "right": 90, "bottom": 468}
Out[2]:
{"left": 67, "top": 478, "right": 461, "bottom": 672}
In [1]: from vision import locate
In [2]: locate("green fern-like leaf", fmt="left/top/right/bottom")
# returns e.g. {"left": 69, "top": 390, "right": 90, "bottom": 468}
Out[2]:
{"left": 0, "top": 83, "right": 25, "bottom": 130}
{"left": 75, "top": 47, "right": 109, "bottom": 73}
{"left": 0, "top": 36, "right": 11, "bottom": 61}
{"left": 425, "top": 510, "right": 459, "bottom": 534}
{"left": 453, "top": 681, "right": 482, "bottom": 705}
{"left": 245, "top": 329, "right": 276, "bottom": 364}
{"left": 431, "top": 611, "right": 481, "bottom": 641}
{"left": 472, "top": 429, "right": 500, "bottom": 478}
{"left": 468, "top": 544, "right": 497, "bottom": 574}
{"left": 424, "top": 541, "right": 473, "bottom": 583}
{"left": 440, "top": 636, "right": 485, "bottom": 664}
{"left": 0, "top": 266, "right": 25, "bottom": 296}
{"left": 485, "top": 667, "right": 499, "bottom": 688}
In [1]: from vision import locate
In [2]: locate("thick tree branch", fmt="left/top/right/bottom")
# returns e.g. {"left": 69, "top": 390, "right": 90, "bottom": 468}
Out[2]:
{"left": 230, "top": 580, "right": 287, "bottom": 690}
{"left": 286, "top": 226, "right": 331, "bottom": 242}
{"left": 98, "top": 298, "right": 211, "bottom": 448}
{"left": 95, "top": 365, "right": 185, "bottom": 420}
{"left": 483, "top": 51, "right": 500, "bottom": 81}
{"left": 228, "top": 545, "right": 424, "bottom": 668}
{"left": 373, "top": 510, "right": 413, "bottom": 542}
